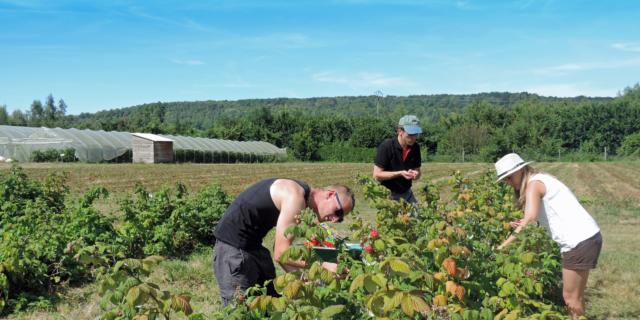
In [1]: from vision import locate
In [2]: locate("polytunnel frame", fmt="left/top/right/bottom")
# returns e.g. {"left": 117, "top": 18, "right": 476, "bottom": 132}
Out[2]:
{"left": 0, "top": 125, "right": 284, "bottom": 163}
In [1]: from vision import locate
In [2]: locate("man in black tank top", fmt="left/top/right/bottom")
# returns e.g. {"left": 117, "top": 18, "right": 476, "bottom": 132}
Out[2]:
{"left": 213, "top": 178, "right": 355, "bottom": 306}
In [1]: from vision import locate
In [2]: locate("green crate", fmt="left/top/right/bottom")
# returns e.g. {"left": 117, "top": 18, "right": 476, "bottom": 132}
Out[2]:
{"left": 312, "top": 246, "right": 339, "bottom": 262}
{"left": 312, "top": 243, "right": 362, "bottom": 263}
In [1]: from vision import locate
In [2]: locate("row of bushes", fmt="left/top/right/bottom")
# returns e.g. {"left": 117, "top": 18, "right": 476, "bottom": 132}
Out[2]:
{"left": 173, "top": 149, "right": 284, "bottom": 163}
{"left": 31, "top": 148, "right": 77, "bottom": 162}
{"left": 27, "top": 148, "right": 284, "bottom": 163}
{"left": 0, "top": 166, "right": 233, "bottom": 315}
{"left": 219, "top": 173, "right": 564, "bottom": 319}
{"left": 25, "top": 142, "right": 640, "bottom": 164}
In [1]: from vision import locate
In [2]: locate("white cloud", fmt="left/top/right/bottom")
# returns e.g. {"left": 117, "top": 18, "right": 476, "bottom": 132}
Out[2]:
{"left": 532, "top": 63, "right": 587, "bottom": 76}
{"left": 195, "top": 78, "right": 256, "bottom": 88}
{"left": 526, "top": 83, "right": 615, "bottom": 97}
{"left": 533, "top": 58, "right": 640, "bottom": 76}
{"left": 245, "top": 33, "right": 321, "bottom": 49}
{"left": 171, "top": 59, "right": 204, "bottom": 65}
{"left": 312, "top": 71, "right": 415, "bottom": 88}
{"left": 125, "top": 6, "right": 213, "bottom": 32}
{"left": 612, "top": 42, "right": 640, "bottom": 53}
{"left": 0, "top": 0, "right": 46, "bottom": 8}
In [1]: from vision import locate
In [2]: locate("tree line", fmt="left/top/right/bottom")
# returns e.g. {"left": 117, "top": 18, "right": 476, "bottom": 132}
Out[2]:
{"left": 0, "top": 94, "right": 67, "bottom": 128}
{"left": 2, "top": 85, "right": 640, "bottom": 162}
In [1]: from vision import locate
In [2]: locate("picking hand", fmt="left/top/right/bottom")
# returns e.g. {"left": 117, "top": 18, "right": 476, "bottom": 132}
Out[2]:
{"left": 509, "top": 219, "right": 523, "bottom": 228}
{"left": 400, "top": 170, "right": 414, "bottom": 180}
{"left": 321, "top": 262, "right": 338, "bottom": 273}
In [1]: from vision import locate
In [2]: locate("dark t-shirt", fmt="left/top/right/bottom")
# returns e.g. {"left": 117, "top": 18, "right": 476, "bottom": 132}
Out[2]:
{"left": 214, "top": 178, "right": 310, "bottom": 249}
{"left": 374, "top": 138, "right": 421, "bottom": 194}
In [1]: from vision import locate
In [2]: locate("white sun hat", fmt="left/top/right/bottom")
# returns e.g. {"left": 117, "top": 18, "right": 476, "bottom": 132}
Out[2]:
{"left": 495, "top": 153, "right": 533, "bottom": 182}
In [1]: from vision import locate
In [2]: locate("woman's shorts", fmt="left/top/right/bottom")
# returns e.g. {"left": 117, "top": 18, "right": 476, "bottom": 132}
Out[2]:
{"left": 562, "top": 232, "right": 603, "bottom": 270}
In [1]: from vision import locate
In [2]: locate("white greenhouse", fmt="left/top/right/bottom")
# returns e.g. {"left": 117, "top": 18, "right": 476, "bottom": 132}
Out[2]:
{"left": 0, "top": 125, "right": 286, "bottom": 163}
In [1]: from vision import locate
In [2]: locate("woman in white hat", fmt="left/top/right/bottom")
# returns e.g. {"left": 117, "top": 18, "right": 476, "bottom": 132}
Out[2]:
{"left": 494, "top": 153, "right": 602, "bottom": 319}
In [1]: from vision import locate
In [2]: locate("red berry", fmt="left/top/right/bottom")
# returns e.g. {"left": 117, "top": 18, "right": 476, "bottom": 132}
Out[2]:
{"left": 370, "top": 229, "right": 379, "bottom": 239}
{"left": 364, "top": 245, "right": 374, "bottom": 253}
{"left": 310, "top": 238, "right": 320, "bottom": 246}
{"left": 323, "top": 241, "right": 334, "bottom": 248}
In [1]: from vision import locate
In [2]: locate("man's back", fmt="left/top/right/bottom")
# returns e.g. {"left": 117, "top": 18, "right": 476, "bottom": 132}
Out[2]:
{"left": 214, "top": 178, "right": 309, "bottom": 250}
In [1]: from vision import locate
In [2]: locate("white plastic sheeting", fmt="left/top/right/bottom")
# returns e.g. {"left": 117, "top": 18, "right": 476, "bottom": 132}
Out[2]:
{"left": 0, "top": 125, "right": 286, "bottom": 162}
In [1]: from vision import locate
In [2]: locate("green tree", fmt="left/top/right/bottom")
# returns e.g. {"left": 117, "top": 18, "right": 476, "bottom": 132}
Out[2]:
{"left": 9, "top": 110, "right": 27, "bottom": 126}
{"left": 43, "top": 94, "right": 57, "bottom": 126}
{"left": 350, "top": 117, "right": 391, "bottom": 148}
{"left": 29, "top": 100, "right": 44, "bottom": 126}
{"left": 56, "top": 99, "right": 67, "bottom": 119}
{"left": 618, "top": 132, "right": 640, "bottom": 156}
{"left": 291, "top": 128, "right": 320, "bottom": 161}
{"left": 0, "top": 105, "right": 8, "bottom": 125}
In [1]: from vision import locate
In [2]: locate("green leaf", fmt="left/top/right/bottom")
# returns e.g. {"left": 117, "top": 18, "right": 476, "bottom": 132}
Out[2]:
{"left": 389, "top": 259, "right": 411, "bottom": 275}
{"left": 520, "top": 252, "right": 535, "bottom": 264}
{"left": 171, "top": 295, "right": 193, "bottom": 316}
{"left": 363, "top": 276, "right": 380, "bottom": 293}
{"left": 409, "top": 294, "right": 430, "bottom": 314}
{"left": 463, "top": 309, "right": 480, "bottom": 320}
{"left": 320, "top": 305, "right": 345, "bottom": 319}
{"left": 371, "top": 273, "right": 387, "bottom": 288}
{"left": 499, "top": 281, "right": 516, "bottom": 297}
{"left": 113, "top": 260, "right": 125, "bottom": 272}
{"left": 259, "top": 295, "right": 271, "bottom": 311}
{"left": 275, "top": 275, "right": 288, "bottom": 292}
{"left": 384, "top": 291, "right": 403, "bottom": 313}
{"left": 248, "top": 296, "right": 261, "bottom": 310}
{"left": 284, "top": 280, "right": 302, "bottom": 299}
{"left": 271, "top": 297, "right": 286, "bottom": 312}
{"left": 279, "top": 249, "right": 291, "bottom": 264}
{"left": 349, "top": 274, "right": 365, "bottom": 293}
{"left": 480, "top": 308, "right": 494, "bottom": 320}
{"left": 143, "top": 255, "right": 164, "bottom": 264}
{"left": 126, "top": 285, "right": 142, "bottom": 306}
{"left": 308, "top": 262, "right": 320, "bottom": 280}
{"left": 366, "top": 293, "right": 385, "bottom": 316}
{"left": 100, "top": 311, "right": 119, "bottom": 320}
{"left": 320, "top": 269, "right": 334, "bottom": 283}
{"left": 534, "top": 282, "right": 544, "bottom": 295}
{"left": 401, "top": 293, "right": 414, "bottom": 317}
{"left": 373, "top": 239, "right": 386, "bottom": 251}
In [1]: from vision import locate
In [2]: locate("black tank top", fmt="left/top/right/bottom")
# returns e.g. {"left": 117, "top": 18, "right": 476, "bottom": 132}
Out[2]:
{"left": 214, "top": 178, "right": 310, "bottom": 249}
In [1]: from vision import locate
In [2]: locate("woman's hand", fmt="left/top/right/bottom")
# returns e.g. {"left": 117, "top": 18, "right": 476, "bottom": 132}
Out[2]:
{"left": 509, "top": 219, "right": 523, "bottom": 228}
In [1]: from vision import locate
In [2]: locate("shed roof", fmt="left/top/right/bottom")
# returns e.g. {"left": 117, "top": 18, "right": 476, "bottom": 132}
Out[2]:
{"left": 132, "top": 133, "right": 174, "bottom": 142}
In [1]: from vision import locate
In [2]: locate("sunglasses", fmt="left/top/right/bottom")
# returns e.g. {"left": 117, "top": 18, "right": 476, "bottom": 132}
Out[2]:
{"left": 335, "top": 192, "right": 345, "bottom": 222}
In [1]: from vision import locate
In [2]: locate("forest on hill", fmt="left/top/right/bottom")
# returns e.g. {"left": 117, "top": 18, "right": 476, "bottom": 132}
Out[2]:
{"left": 2, "top": 85, "right": 639, "bottom": 162}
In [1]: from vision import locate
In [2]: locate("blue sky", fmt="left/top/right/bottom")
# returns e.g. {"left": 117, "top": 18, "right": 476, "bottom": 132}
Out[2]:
{"left": 1, "top": 0, "right": 639, "bottom": 115}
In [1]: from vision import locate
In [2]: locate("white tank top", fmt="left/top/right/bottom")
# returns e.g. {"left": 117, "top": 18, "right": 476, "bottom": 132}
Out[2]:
{"left": 529, "top": 173, "right": 600, "bottom": 253}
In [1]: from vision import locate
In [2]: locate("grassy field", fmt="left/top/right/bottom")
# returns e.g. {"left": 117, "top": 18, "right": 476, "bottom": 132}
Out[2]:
{"left": 1, "top": 161, "right": 638, "bottom": 319}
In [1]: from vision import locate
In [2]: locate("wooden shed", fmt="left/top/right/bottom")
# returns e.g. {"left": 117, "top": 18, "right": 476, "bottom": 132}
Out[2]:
{"left": 132, "top": 133, "right": 174, "bottom": 163}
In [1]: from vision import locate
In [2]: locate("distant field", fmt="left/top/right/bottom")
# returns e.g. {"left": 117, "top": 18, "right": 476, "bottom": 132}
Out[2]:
{"left": 0, "top": 162, "right": 488, "bottom": 196}
{"left": 1, "top": 161, "right": 638, "bottom": 319}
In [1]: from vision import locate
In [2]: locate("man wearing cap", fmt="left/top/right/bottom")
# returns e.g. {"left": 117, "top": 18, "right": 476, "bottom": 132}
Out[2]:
{"left": 373, "top": 115, "right": 422, "bottom": 204}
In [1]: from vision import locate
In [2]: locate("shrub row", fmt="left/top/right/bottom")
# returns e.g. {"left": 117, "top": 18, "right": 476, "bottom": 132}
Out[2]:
{"left": 0, "top": 166, "right": 232, "bottom": 315}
